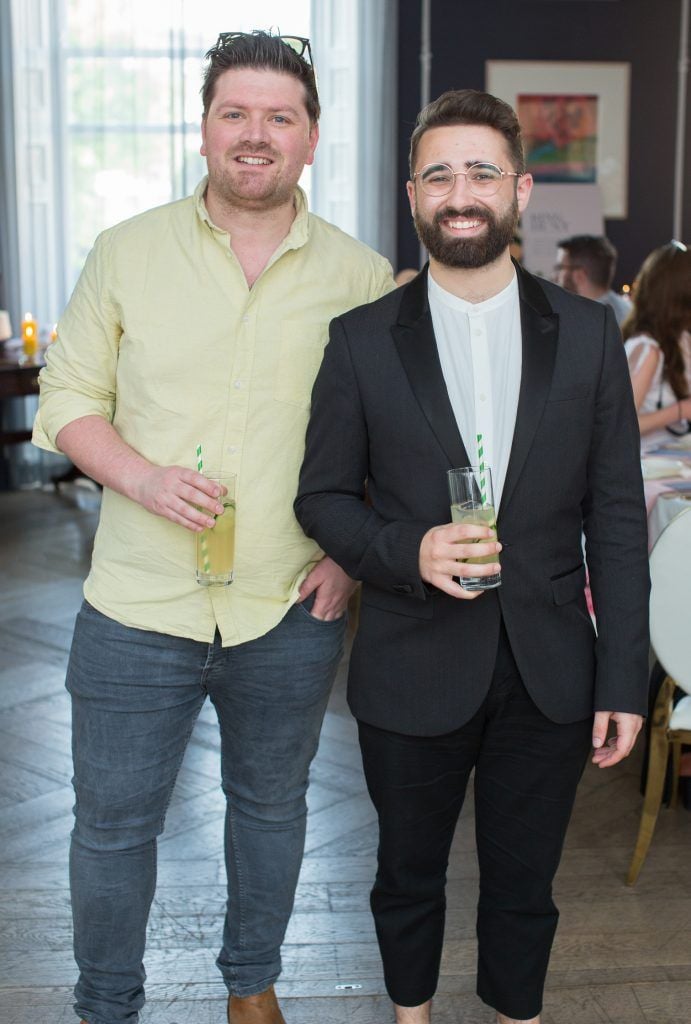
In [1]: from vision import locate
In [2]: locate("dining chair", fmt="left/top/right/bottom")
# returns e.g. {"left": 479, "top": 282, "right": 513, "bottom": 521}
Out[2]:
{"left": 626, "top": 506, "right": 691, "bottom": 885}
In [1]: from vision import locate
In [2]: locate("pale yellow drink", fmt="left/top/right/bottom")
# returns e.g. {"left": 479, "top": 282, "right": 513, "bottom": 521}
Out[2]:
{"left": 196, "top": 498, "right": 236, "bottom": 586}
{"left": 450, "top": 502, "right": 501, "bottom": 590}
{"left": 451, "top": 504, "right": 497, "bottom": 565}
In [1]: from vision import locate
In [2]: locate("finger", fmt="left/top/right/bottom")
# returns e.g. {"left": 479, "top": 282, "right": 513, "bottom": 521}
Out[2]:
{"left": 451, "top": 560, "right": 501, "bottom": 579}
{"left": 179, "top": 468, "right": 225, "bottom": 498}
{"left": 432, "top": 575, "right": 483, "bottom": 600}
{"left": 159, "top": 505, "right": 212, "bottom": 531}
{"left": 297, "top": 575, "right": 319, "bottom": 603}
{"left": 591, "top": 710, "right": 611, "bottom": 749}
{"left": 169, "top": 496, "right": 216, "bottom": 530}
{"left": 179, "top": 483, "right": 225, "bottom": 516}
{"left": 309, "top": 595, "right": 342, "bottom": 620}
{"left": 592, "top": 745, "right": 628, "bottom": 768}
{"left": 446, "top": 523, "right": 498, "bottom": 542}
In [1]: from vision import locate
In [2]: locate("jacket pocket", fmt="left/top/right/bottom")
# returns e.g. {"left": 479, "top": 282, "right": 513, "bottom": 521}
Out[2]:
{"left": 546, "top": 383, "right": 590, "bottom": 403}
{"left": 361, "top": 584, "right": 434, "bottom": 619}
{"left": 551, "top": 563, "right": 587, "bottom": 605}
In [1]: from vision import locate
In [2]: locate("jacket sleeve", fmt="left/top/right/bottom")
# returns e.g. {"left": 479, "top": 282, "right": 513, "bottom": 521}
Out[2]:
{"left": 583, "top": 305, "right": 651, "bottom": 714}
{"left": 295, "top": 316, "right": 431, "bottom": 599}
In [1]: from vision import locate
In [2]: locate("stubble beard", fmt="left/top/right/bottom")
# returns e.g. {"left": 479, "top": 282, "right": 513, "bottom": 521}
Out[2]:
{"left": 414, "top": 198, "right": 519, "bottom": 269}
{"left": 206, "top": 144, "right": 295, "bottom": 212}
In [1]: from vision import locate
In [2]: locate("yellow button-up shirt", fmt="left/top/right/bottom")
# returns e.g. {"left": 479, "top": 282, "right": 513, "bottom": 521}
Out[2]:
{"left": 33, "top": 179, "right": 394, "bottom": 645}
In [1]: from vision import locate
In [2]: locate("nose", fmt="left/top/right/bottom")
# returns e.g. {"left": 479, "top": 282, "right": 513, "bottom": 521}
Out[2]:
{"left": 447, "top": 171, "right": 476, "bottom": 204}
{"left": 241, "top": 114, "right": 272, "bottom": 146}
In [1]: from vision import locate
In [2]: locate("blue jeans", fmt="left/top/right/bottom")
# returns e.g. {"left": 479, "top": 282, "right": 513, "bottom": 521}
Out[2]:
{"left": 66, "top": 598, "right": 345, "bottom": 1024}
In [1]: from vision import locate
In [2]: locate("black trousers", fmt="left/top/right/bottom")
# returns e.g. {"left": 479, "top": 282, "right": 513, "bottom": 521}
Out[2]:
{"left": 358, "top": 623, "right": 593, "bottom": 1020}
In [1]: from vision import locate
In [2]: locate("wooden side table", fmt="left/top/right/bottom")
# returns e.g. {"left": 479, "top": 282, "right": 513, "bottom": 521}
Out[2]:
{"left": 0, "top": 345, "right": 45, "bottom": 444}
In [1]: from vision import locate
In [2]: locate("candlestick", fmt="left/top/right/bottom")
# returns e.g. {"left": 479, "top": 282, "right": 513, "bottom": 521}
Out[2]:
{"left": 21, "top": 311, "right": 38, "bottom": 359}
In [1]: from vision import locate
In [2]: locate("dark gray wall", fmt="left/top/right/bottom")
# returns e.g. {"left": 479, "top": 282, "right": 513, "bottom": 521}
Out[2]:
{"left": 396, "top": 0, "right": 691, "bottom": 288}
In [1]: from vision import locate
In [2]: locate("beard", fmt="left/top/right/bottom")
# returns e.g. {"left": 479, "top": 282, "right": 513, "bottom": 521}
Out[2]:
{"left": 206, "top": 142, "right": 295, "bottom": 211}
{"left": 414, "top": 198, "right": 519, "bottom": 269}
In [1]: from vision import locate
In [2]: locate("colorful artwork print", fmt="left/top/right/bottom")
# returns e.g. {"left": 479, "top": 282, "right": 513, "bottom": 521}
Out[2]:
{"left": 518, "top": 94, "right": 598, "bottom": 183}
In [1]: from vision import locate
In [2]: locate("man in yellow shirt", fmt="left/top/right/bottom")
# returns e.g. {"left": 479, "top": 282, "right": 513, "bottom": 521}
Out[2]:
{"left": 33, "top": 31, "right": 393, "bottom": 1024}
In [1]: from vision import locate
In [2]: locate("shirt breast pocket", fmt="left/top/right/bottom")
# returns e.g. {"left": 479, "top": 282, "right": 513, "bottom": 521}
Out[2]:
{"left": 274, "top": 321, "right": 328, "bottom": 409}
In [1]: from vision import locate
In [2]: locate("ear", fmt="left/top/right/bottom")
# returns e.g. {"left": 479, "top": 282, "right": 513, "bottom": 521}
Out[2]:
{"left": 304, "top": 122, "right": 320, "bottom": 167}
{"left": 200, "top": 117, "right": 207, "bottom": 158}
{"left": 406, "top": 179, "right": 417, "bottom": 217}
{"left": 573, "top": 267, "right": 589, "bottom": 293}
{"left": 516, "top": 171, "right": 533, "bottom": 213}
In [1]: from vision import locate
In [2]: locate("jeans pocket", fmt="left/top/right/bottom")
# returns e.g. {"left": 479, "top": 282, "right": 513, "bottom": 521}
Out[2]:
{"left": 296, "top": 591, "right": 347, "bottom": 625}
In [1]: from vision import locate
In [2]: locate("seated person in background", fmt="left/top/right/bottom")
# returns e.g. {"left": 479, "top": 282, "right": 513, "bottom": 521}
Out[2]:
{"left": 622, "top": 241, "right": 691, "bottom": 450}
{"left": 554, "top": 234, "right": 631, "bottom": 326}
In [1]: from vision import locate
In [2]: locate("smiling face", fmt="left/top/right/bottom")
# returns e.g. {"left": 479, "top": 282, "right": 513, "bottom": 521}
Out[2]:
{"left": 407, "top": 124, "right": 532, "bottom": 270}
{"left": 201, "top": 67, "right": 319, "bottom": 213}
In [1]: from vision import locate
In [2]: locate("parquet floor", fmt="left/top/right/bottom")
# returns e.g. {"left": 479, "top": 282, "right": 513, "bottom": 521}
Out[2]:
{"left": 1, "top": 489, "right": 690, "bottom": 1024}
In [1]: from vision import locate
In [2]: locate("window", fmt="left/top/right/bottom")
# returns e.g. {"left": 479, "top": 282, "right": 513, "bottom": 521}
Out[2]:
{"left": 9, "top": 0, "right": 311, "bottom": 325}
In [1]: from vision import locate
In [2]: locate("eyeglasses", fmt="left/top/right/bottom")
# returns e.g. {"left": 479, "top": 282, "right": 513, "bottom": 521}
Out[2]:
{"left": 413, "top": 162, "right": 522, "bottom": 198}
{"left": 215, "top": 32, "right": 313, "bottom": 67}
{"left": 553, "top": 262, "right": 581, "bottom": 274}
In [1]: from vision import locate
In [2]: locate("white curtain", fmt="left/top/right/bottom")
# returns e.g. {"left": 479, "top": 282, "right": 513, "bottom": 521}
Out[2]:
{"left": 311, "top": 0, "right": 398, "bottom": 265}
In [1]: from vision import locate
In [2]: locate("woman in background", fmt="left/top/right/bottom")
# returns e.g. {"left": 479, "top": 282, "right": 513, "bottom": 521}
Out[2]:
{"left": 622, "top": 241, "right": 691, "bottom": 450}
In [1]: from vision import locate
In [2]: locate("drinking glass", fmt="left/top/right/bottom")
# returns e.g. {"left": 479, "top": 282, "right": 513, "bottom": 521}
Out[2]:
{"left": 447, "top": 466, "right": 501, "bottom": 591}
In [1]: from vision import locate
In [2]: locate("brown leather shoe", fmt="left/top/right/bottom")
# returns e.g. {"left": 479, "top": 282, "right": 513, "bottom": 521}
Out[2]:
{"left": 227, "top": 985, "right": 286, "bottom": 1024}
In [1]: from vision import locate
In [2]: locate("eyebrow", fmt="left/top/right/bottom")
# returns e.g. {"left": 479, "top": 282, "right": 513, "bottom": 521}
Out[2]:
{"left": 215, "top": 101, "right": 302, "bottom": 117}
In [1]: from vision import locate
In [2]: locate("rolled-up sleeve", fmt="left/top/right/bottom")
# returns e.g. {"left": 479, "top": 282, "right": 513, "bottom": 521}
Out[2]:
{"left": 32, "top": 230, "right": 121, "bottom": 452}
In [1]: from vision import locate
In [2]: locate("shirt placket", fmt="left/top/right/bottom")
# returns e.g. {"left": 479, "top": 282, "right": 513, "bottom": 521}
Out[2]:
{"left": 469, "top": 311, "right": 494, "bottom": 472}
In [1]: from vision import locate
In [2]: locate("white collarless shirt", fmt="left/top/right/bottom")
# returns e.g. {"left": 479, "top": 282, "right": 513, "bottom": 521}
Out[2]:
{"left": 428, "top": 269, "right": 522, "bottom": 510}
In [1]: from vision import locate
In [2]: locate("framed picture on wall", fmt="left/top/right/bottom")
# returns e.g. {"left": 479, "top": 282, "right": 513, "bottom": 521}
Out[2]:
{"left": 486, "top": 61, "right": 630, "bottom": 218}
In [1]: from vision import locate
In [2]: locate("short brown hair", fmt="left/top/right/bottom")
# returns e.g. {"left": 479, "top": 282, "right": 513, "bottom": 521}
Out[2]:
{"left": 409, "top": 89, "right": 525, "bottom": 177}
{"left": 201, "top": 31, "right": 320, "bottom": 124}
{"left": 557, "top": 234, "right": 618, "bottom": 289}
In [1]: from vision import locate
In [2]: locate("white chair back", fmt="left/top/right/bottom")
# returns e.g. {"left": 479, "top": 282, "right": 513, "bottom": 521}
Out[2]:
{"left": 649, "top": 506, "right": 691, "bottom": 696}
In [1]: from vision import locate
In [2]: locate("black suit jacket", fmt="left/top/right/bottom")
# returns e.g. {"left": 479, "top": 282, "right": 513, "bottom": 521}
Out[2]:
{"left": 295, "top": 263, "right": 650, "bottom": 735}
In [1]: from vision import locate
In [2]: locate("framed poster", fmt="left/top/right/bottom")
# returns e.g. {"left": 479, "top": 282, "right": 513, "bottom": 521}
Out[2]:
{"left": 486, "top": 61, "right": 630, "bottom": 218}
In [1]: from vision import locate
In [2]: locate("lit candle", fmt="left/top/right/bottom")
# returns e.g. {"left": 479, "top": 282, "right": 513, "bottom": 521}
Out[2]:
{"left": 21, "top": 311, "right": 38, "bottom": 358}
{"left": 49, "top": 323, "right": 58, "bottom": 343}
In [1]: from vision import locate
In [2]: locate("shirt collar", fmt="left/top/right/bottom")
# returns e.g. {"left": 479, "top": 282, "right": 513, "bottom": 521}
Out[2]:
{"left": 194, "top": 176, "right": 311, "bottom": 251}
{"left": 428, "top": 268, "right": 518, "bottom": 315}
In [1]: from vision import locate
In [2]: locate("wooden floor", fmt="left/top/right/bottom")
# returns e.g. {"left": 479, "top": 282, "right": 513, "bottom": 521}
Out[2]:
{"left": 1, "top": 488, "right": 691, "bottom": 1024}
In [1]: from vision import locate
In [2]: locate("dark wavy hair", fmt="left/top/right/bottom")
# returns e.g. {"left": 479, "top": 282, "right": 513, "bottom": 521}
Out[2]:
{"left": 409, "top": 89, "right": 525, "bottom": 177}
{"left": 201, "top": 31, "right": 320, "bottom": 124}
{"left": 622, "top": 242, "right": 691, "bottom": 399}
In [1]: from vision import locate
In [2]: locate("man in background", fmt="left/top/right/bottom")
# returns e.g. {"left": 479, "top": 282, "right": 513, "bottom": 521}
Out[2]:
{"left": 555, "top": 233, "right": 631, "bottom": 325}
{"left": 33, "top": 30, "right": 392, "bottom": 1024}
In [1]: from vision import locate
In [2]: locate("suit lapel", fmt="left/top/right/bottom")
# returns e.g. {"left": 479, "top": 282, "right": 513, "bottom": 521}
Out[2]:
{"left": 499, "top": 262, "right": 559, "bottom": 517}
{"left": 391, "top": 267, "right": 469, "bottom": 470}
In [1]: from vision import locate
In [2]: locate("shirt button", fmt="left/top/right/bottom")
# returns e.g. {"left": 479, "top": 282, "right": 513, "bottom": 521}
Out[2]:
{"left": 234, "top": 380, "right": 242, "bottom": 389}
{"left": 241, "top": 316, "right": 249, "bottom": 323}
{"left": 226, "top": 446, "right": 238, "bottom": 454}
{"left": 473, "top": 328, "right": 483, "bottom": 336}
{"left": 479, "top": 393, "right": 487, "bottom": 402}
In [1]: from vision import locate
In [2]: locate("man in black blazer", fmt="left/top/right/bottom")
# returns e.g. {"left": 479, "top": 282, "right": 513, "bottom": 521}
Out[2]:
{"left": 295, "top": 90, "right": 649, "bottom": 1024}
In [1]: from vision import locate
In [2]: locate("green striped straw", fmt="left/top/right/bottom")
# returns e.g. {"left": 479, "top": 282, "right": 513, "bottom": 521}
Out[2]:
{"left": 196, "top": 443, "right": 210, "bottom": 573}
{"left": 476, "top": 432, "right": 487, "bottom": 506}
